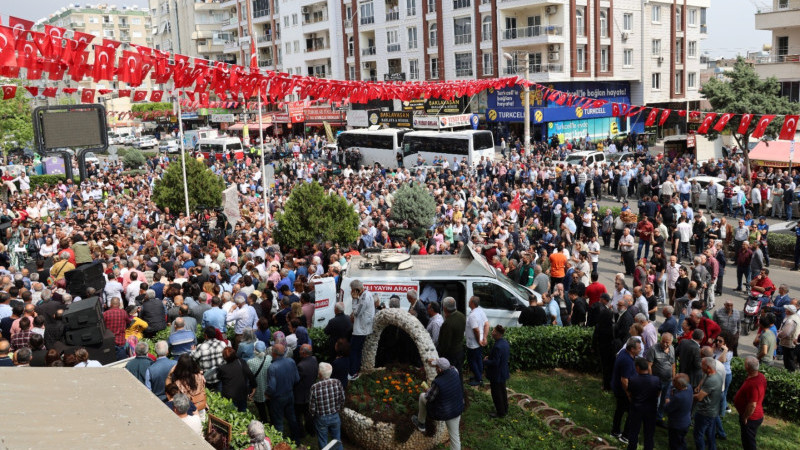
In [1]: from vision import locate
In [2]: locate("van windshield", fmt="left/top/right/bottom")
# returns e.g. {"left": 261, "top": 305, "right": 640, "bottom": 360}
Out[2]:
{"left": 494, "top": 269, "right": 537, "bottom": 301}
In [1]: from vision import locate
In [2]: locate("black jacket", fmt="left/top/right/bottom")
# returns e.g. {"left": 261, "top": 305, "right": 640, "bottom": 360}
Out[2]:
{"left": 294, "top": 356, "right": 319, "bottom": 404}
{"left": 518, "top": 305, "right": 548, "bottom": 327}
{"left": 218, "top": 358, "right": 256, "bottom": 407}
{"left": 140, "top": 298, "right": 167, "bottom": 334}
{"left": 427, "top": 367, "right": 464, "bottom": 421}
{"left": 324, "top": 313, "right": 353, "bottom": 358}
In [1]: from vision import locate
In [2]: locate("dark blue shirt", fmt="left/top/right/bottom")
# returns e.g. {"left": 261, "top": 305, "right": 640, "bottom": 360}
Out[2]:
{"left": 485, "top": 338, "right": 510, "bottom": 383}
{"left": 664, "top": 384, "right": 694, "bottom": 430}
{"left": 267, "top": 356, "right": 300, "bottom": 399}
{"left": 628, "top": 372, "right": 661, "bottom": 412}
{"left": 611, "top": 351, "right": 636, "bottom": 397}
{"left": 658, "top": 316, "right": 680, "bottom": 340}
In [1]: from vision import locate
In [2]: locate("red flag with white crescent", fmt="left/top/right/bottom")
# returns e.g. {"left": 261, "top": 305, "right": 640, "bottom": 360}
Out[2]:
{"left": 118, "top": 89, "right": 131, "bottom": 98}
{"left": 93, "top": 45, "right": 115, "bottom": 81}
{"left": 62, "top": 88, "right": 77, "bottom": 94}
{"left": 133, "top": 90, "right": 148, "bottom": 102}
{"left": 0, "top": 26, "right": 18, "bottom": 68}
{"left": 737, "top": 114, "right": 755, "bottom": 135}
{"left": 8, "top": 17, "right": 33, "bottom": 39}
{"left": 2, "top": 85, "right": 17, "bottom": 100}
{"left": 150, "top": 90, "right": 164, "bottom": 102}
{"left": 24, "top": 86, "right": 38, "bottom": 97}
{"left": 15, "top": 38, "right": 36, "bottom": 68}
{"left": 713, "top": 113, "right": 734, "bottom": 132}
{"left": 250, "top": 36, "right": 257, "bottom": 71}
{"left": 659, "top": 109, "right": 672, "bottom": 126}
{"left": 612, "top": 103, "right": 620, "bottom": 117}
{"left": 81, "top": 88, "right": 95, "bottom": 103}
{"left": 42, "top": 87, "right": 57, "bottom": 97}
{"left": 779, "top": 115, "right": 800, "bottom": 141}
{"left": 751, "top": 115, "right": 775, "bottom": 139}
{"left": 696, "top": 113, "right": 718, "bottom": 134}
{"left": 645, "top": 108, "right": 659, "bottom": 127}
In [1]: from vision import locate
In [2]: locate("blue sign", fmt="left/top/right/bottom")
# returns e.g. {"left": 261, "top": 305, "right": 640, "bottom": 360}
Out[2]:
{"left": 486, "top": 81, "right": 631, "bottom": 123}
{"left": 548, "top": 117, "right": 618, "bottom": 142}
{"left": 470, "top": 114, "right": 479, "bottom": 130}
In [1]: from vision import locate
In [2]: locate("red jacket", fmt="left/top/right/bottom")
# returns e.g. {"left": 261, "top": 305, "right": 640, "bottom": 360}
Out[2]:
{"left": 697, "top": 317, "right": 721, "bottom": 347}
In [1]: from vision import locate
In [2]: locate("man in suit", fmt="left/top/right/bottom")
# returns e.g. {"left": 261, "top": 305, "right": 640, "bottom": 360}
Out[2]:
{"left": 145, "top": 340, "right": 177, "bottom": 401}
{"left": 590, "top": 293, "right": 615, "bottom": 390}
{"left": 437, "top": 297, "right": 466, "bottom": 378}
{"left": 323, "top": 302, "right": 352, "bottom": 361}
{"left": 626, "top": 357, "right": 662, "bottom": 450}
{"left": 677, "top": 328, "right": 704, "bottom": 387}
{"left": 484, "top": 324, "right": 510, "bottom": 418}
{"left": 664, "top": 374, "right": 694, "bottom": 450}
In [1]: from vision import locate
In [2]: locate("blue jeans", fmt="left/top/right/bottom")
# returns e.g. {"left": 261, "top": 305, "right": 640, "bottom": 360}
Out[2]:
{"left": 714, "top": 372, "right": 733, "bottom": 438}
{"left": 269, "top": 394, "right": 300, "bottom": 441}
{"left": 733, "top": 204, "right": 746, "bottom": 219}
{"left": 637, "top": 240, "right": 651, "bottom": 260}
{"left": 724, "top": 198, "right": 732, "bottom": 216}
{"left": 657, "top": 379, "right": 672, "bottom": 419}
{"left": 680, "top": 193, "right": 690, "bottom": 204}
{"left": 115, "top": 345, "right": 128, "bottom": 361}
{"left": 787, "top": 202, "right": 794, "bottom": 221}
{"left": 467, "top": 347, "right": 484, "bottom": 383}
{"left": 315, "top": 413, "right": 342, "bottom": 450}
{"left": 693, "top": 412, "right": 717, "bottom": 450}
{"left": 349, "top": 335, "right": 366, "bottom": 376}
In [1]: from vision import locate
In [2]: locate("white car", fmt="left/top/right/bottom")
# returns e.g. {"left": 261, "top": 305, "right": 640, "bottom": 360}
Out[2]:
{"left": 662, "top": 176, "right": 741, "bottom": 211}
{"left": 136, "top": 136, "right": 159, "bottom": 149}
{"left": 552, "top": 150, "right": 607, "bottom": 168}
{"left": 122, "top": 135, "right": 137, "bottom": 145}
{"left": 159, "top": 139, "right": 180, "bottom": 153}
{"left": 83, "top": 152, "right": 99, "bottom": 164}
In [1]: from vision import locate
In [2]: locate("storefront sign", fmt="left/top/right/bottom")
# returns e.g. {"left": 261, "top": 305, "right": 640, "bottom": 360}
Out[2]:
{"left": 347, "top": 110, "right": 369, "bottom": 127}
{"left": 548, "top": 117, "right": 619, "bottom": 142}
{"left": 439, "top": 114, "right": 476, "bottom": 129}
{"left": 211, "top": 114, "right": 235, "bottom": 123}
{"left": 402, "top": 97, "right": 465, "bottom": 114}
{"left": 304, "top": 107, "right": 345, "bottom": 125}
{"left": 379, "top": 111, "right": 413, "bottom": 128}
{"left": 686, "top": 135, "right": 696, "bottom": 148}
{"left": 412, "top": 115, "right": 440, "bottom": 129}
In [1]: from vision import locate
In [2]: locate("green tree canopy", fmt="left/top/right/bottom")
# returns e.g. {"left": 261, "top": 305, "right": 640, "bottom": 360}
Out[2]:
{"left": 152, "top": 154, "right": 225, "bottom": 213}
{"left": 274, "top": 181, "right": 360, "bottom": 249}
{"left": 0, "top": 81, "right": 34, "bottom": 160}
{"left": 701, "top": 57, "right": 800, "bottom": 180}
{"left": 389, "top": 182, "right": 437, "bottom": 229}
{"left": 131, "top": 102, "right": 172, "bottom": 112}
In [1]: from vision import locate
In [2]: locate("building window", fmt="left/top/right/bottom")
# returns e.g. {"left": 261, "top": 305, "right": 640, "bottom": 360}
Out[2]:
{"left": 431, "top": 57, "right": 439, "bottom": 78}
{"left": 780, "top": 0, "right": 789, "bottom": 8}
{"left": 688, "top": 72, "right": 696, "bottom": 89}
{"left": 623, "top": 49, "right": 633, "bottom": 67}
{"left": 429, "top": 23, "right": 437, "bottom": 44}
{"left": 360, "top": 2, "right": 375, "bottom": 24}
{"left": 408, "top": 27, "right": 418, "bottom": 49}
{"left": 600, "top": 46, "right": 609, "bottom": 72}
{"left": 482, "top": 16, "right": 492, "bottom": 41}
{"left": 455, "top": 52, "right": 472, "bottom": 77}
{"left": 132, "top": 18, "right": 142, "bottom": 25}
{"left": 688, "top": 8, "right": 697, "bottom": 26}
{"left": 688, "top": 41, "right": 697, "bottom": 57}
{"left": 453, "top": 0, "right": 471, "bottom": 9}
{"left": 292, "top": 14, "right": 298, "bottom": 25}
{"left": 349, "top": 65, "right": 356, "bottom": 80}
{"left": 293, "top": 40, "right": 299, "bottom": 52}
{"left": 407, "top": 0, "right": 416, "bottom": 16}
{"left": 427, "top": 0, "right": 436, "bottom": 14}
{"left": 409, "top": 59, "right": 419, "bottom": 79}
{"left": 576, "top": 8, "right": 585, "bottom": 37}
{"left": 676, "top": 6, "right": 683, "bottom": 31}
{"left": 454, "top": 17, "right": 472, "bottom": 45}
{"left": 599, "top": 10, "right": 608, "bottom": 38}
{"left": 483, "top": 52, "right": 493, "bottom": 75}
{"left": 675, "top": 38, "right": 683, "bottom": 62}
{"left": 576, "top": 45, "right": 586, "bottom": 72}
{"left": 103, "top": 30, "right": 114, "bottom": 38}
{"left": 348, "top": 37, "right": 354, "bottom": 56}
{"left": 675, "top": 70, "right": 683, "bottom": 94}
{"left": 285, "top": 42, "right": 291, "bottom": 54}
{"left": 652, "top": 39, "right": 661, "bottom": 56}
{"left": 283, "top": 16, "right": 289, "bottom": 27}
{"left": 529, "top": 52, "right": 542, "bottom": 73}
{"left": 652, "top": 5, "right": 661, "bottom": 23}
{"left": 623, "top": 13, "right": 633, "bottom": 31}
{"left": 387, "top": 29, "right": 400, "bottom": 52}
{"left": 652, "top": 73, "right": 661, "bottom": 90}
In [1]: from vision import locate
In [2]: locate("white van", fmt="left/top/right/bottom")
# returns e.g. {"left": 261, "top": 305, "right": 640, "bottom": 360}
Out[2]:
{"left": 314, "top": 244, "right": 541, "bottom": 329}
{"left": 184, "top": 128, "right": 219, "bottom": 149}
{"left": 196, "top": 137, "right": 245, "bottom": 161}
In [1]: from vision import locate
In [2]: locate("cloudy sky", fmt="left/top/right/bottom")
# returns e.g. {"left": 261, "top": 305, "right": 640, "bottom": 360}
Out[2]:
{"left": 4, "top": 0, "right": 771, "bottom": 58}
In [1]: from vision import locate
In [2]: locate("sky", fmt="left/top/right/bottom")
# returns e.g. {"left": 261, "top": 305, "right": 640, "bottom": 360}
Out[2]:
{"left": 3, "top": 0, "right": 771, "bottom": 59}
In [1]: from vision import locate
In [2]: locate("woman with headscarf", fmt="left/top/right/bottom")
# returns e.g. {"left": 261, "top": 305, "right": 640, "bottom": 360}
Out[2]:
{"left": 246, "top": 341, "right": 272, "bottom": 423}
{"left": 166, "top": 354, "right": 208, "bottom": 421}
{"left": 242, "top": 420, "right": 272, "bottom": 450}
{"left": 295, "top": 325, "right": 312, "bottom": 348}
{"left": 237, "top": 328, "right": 258, "bottom": 361}
{"left": 272, "top": 330, "right": 293, "bottom": 360}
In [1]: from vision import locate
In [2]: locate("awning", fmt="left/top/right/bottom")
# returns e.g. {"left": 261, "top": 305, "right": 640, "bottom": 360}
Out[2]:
{"left": 228, "top": 122, "right": 272, "bottom": 131}
{"left": 749, "top": 141, "right": 797, "bottom": 167}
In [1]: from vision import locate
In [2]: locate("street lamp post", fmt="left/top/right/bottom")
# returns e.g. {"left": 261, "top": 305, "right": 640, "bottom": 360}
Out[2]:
{"left": 504, "top": 52, "right": 531, "bottom": 156}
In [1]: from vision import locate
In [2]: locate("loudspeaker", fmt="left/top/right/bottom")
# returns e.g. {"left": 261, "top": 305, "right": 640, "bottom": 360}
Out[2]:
{"left": 64, "top": 296, "right": 104, "bottom": 330}
{"left": 84, "top": 329, "right": 117, "bottom": 365}
{"left": 65, "top": 322, "right": 106, "bottom": 346}
{"left": 65, "top": 261, "right": 106, "bottom": 297}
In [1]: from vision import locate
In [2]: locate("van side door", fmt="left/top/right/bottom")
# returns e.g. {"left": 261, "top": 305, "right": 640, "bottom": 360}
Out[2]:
{"left": 467, "top": 279, "right": 523, "bottom": 328}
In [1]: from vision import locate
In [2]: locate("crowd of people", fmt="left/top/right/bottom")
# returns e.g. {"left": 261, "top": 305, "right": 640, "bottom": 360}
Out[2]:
{"left": 0, "top": 129, "right": 796, "bottom": 450}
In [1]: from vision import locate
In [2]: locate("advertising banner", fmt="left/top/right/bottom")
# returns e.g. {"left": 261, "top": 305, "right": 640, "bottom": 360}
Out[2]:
{"left": 379, "top": 111, "right": 413, "bottom": 128}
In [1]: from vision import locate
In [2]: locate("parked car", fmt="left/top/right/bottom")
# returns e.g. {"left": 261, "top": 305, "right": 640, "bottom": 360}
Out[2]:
{"left": 83, "top": 152, "right": 99, "bottom": 164}
{"left": 552, "top": 151, "right": 607, "bottom": 168}
{"left": 660, "top": 176, "right": 742, "bottom": 211}
{"left": 122, "top": 135, "right": 137, "bottom": 145}
{"left": 159, "top": 139, "right": 180, "bottom": 153}
{"left": 136, "top": 136, "right": 159, "bottom": 149}
{"left": 607, "top": 151, "right": 636, "bottom": 164}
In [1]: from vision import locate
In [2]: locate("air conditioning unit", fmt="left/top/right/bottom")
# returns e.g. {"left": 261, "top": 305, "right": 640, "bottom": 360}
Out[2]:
{"left": 657, "top": 56, "right": 664, "bottom": 63}
{"left": 361, "top": 62, "right": 370, "bottom": 70}
{"left": 548, "top": 52, "right": 559, "bottom": 61}
{"left": 548, "top": 44, "right": 560, "bottom": 52}
{"left": 302, "top": 7, "right": 310, "bottom": 14}
{"left": 545, "top": 5, "right": 558, "bottom": 15}
{"left": 621, "top": 32, "right": 629, "bottom": 41}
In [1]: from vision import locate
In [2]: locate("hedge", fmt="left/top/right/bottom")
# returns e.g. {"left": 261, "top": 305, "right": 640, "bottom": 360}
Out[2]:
{"left": 729, "top": 357, "right": 800, "bottom": 424}
{"left": 205, "top": 390, "right": 294, "bottom": 449}
{"left": 767, "top": 232, "right": 795, "bottom": 260}
{"left": 29, "top": 175, "right": 80, "bottom": 190}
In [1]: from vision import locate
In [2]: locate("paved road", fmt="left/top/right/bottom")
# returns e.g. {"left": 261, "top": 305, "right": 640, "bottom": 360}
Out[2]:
{"left": 591, "top": 195, "right": 800, "bottom": 369}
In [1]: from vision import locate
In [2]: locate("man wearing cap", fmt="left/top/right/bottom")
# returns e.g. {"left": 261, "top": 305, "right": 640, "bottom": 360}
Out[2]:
{"left": 777, "top": 304, "right": 800, "bottom": 372}
{"left": 412, "top": 357, "right": 464, "bottom": 449}
{"left": 484, "top": 325, "right": 510, "bottom": 419}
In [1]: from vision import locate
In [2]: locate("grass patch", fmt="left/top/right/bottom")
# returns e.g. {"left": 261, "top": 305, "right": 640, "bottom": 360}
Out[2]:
{"left": 508, "top": 369, "right": 800, "bottom": 450}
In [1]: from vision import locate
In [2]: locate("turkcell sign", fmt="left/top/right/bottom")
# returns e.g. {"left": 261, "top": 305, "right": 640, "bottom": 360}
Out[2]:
{"left": 486, "top": 81, "right": 630, "bottom": 123}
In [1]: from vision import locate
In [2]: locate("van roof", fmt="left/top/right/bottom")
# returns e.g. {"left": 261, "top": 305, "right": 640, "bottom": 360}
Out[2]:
{"left": 344, "top": 244, "right": 497, "bottom": 280}
{"left": 197, "top": 137, "right": 241, "bottom": 143}
{"left": 404, "top": 130, "right": 490, "bottom": 138}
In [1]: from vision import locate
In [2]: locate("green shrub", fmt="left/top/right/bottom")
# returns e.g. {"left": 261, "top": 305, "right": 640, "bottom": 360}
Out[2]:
{"left": 489, "top": 326, "right": 599, "bottom": 373}
{"left": 121, "top": 169, "right": 147, "bottom": 176}
{"left": 29, "top": 175, "right": 79, "bottom": 190}
{"left": 767, "top": 233, "right": 795, "bottom": 260}
{"left": 599, "top": 206, "right": 623, "bottom": 218}
{"left": 205, "top": 390, "right": 294, "bottom": 449}
{"left": 122, "top": 148, "right": 146, "bottom": 169}
{"left": 729, "top": 357, "right": 800, "bottom": 424}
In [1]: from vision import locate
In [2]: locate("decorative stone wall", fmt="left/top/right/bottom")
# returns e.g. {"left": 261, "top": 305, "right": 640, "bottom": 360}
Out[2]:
{"left": 343, "top": 308, "right": 449, "bottom": 450}
{"left": 361, "top": 308, "right": 440, "bottom": 383}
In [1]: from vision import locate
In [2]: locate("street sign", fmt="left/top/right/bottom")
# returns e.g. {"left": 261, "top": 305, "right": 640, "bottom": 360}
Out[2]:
{"left": 211, "top": 114, "right": 235, "bottom": 123}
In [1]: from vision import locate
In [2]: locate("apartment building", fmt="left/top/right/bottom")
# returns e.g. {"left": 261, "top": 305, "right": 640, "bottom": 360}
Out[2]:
{"left": 754, "top": 0, "right": 800, "bottom": 101}
{"left": 149, "top": 0, "right": 235, "bottom": 64}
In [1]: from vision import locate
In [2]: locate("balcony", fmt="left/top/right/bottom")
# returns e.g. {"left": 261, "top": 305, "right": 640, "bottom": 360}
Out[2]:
{"left": 755, "top": 5, "right": 800, "bottom": 30}
{"left": 454, "top": 33, "right": 472, "bottom": 45}
{"left": 120, "top": 35, "right": 131, "bottom": 42}
{"left": 118, "top": 22, "right": 130, "bottom": 29}
{"left": 257, "top": 34, "right": 273, "bottom": 43}
{"left": 360, "top": 16, "right": 375, "bottom": 25}
{"left": 387, "top": 43, "right": 401, "bottom": 52}
{"left": 386, "top": 11, "right": 399, "bottom": 21}
{"left": 503, "top": 64, "right": 565, "bottom": 76}
{"left": 253, "top": 9, "right": 271, "bottom": 19}
{"left": 754, "top": 53, "right": 800, "bottom": 80}
{"left": 453, "top": 0, "right": 471, "bottom": 9}
{"left": 259, "top": 59, "right": 274, "bottom": 67}
{"left": 455, "top": 68, "right": 473, "bottom": 77}
{"left": 503, "top": 25, "right": 563, "bottom": 40}
{"left": 224, "top": 40, "right": 240, "bottom": 52}
{"left": 102, "top": 23, "right": 115, "bottom": 28}
{"left": 361, "top": 46, "right": 376, "bottom": 56}
{"left": 305, "top": 44, "right": 331, "bottom": 53}
{"left": 303, "top": 14, "right": 328, "bottom": 25}
{"left": 71, "top": 21, "right": 85, "bottom": 28}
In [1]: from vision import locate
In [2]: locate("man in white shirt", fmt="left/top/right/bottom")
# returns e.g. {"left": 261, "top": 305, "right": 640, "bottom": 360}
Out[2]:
{"left": 173, "top": 393, "right": 203, "bottom": 434}
{"left": 104, "top": 273, "right": 124, "bottom": 308}
{"left": 466, "top": 296, "right": 489, "bottom": 387}
{"left": 125, "top": 272, "right": 143, "bottom": 306}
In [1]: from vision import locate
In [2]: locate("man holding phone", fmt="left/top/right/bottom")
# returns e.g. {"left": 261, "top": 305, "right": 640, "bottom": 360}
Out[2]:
{"left": 348, "top": 279, "right": 374, "bottom": 381}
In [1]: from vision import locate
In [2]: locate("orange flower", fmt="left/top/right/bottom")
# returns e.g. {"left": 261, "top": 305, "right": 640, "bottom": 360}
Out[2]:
{"left": 375, "top": 380, "right": 380, "bottom": 384}
{"left": 389, "top": 397, "right": 393, "bottom": 402}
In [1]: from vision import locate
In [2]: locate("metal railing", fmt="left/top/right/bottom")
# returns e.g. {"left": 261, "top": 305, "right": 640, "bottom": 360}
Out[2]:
{"left": 303, "top": 14, "right": 328, "bottom": 25}
{"left": 503, "top": 25, "right": 563, "bottom": 40}
{"left": 102, "top": 23, "right": 115, "bottom": 28}
{"left": 754, "top": 54, "right": 800, "bottom": 64}
{"left": 455, "top": 68, "right": 473, "bottom": 77}
{"left": 360, "top": 16, "right": 375, "bottom": 25}
{"left": 71, "top": 21, "right": 85, "bottom": 28}
{"left": 118, "top": 22, "right": 130, "bottom": 29}
{"left": 361, "top": 46, "right": 376, "bottom": 56}
{"left": 259, "top": 60, "right": 273, "bottom": 67}
{"left": 387, "top": 43, "right": 401, "bottom": 52}
{"left": 386, "top": 11, "right": 399, "bottom": 21}
{"left": 503, "top": 64, "right": 564, "bottom": 75}
{"left": 305, "top": 44, "right": 330, "bottom": 52}
{"left": 454, "top": 33, "right": 472, "bottom": 45}
{"left": 257, "top": 34, "right": 272, "bottom": 43}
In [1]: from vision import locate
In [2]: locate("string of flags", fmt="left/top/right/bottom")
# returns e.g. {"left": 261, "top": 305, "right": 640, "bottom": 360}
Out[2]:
{"left": 0, "top": 14, "right": 797, "bottom": 140}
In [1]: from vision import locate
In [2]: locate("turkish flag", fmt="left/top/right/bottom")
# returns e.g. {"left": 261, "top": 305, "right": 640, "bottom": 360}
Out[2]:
{"left": 133, "top": 90, "right": 147, "bottom": 102}
{"left": 93, "top": 46, "right": 115, "bottom": 81}
{"left": 98, "top": 89, "right": 113, "bottom": 95}
{"left": 101, "top": 39, "right": 120, "bottom": 49}
{"left": 69, "top": 51, "right": 89, "bottom": 82}
{"left": 62, "top": 88, "right": 77, "bottom": 94}
{"left": 81, "top": 88, "right": 95, "bottom": 103}
{"left": 72, "top": 31, "right": 94, "bottom": 52}
{"left": 8, "top": 17, "right": 33, "bottom": 39}
{"left": 31, "top": 32, "right": 51, "bottom": 60}
{"left": 250, "top": 36, "right": 257, "bottom": 71}
{"left": 697, "top": 113, "right": 718, "bottom": 134}
{"left": 738, "top": 113, "right": 755, "bottom": 135}
{"left": 48, "top": 35, "right": 65, "bottom": 61}
{"left": 118, "top": 89, "right": 131, "bottom": 98}
{"left": 509, "top": 191, "right": 522, "bottom": 212}
{"left": 2, "top": 85, "right": 17, "bottom": 100}
{"left": 44, "top": 25, "right": 66, "bottom": 40}
{"left": 42, "top": 87, "right": 57, "bottom": 97}
{"left": 779, "top": 115, "right": 800, "bottom": 141}
{"left": 150, "top": 90, "right": 164, "bottom": 102}
{"left": 713, "top": 113, "right": 734, "bottom": 132}
{"left": 120, "top": 50, "right": 143, "bottom": 86}
{"left": 659, "top": 109, "right": 672, "bottom": 126}
{"left": 26, "top": 64, "right": 43, "bottom": 80}
{"left": 15, "top": 38, "right": 36, "bottom": 68}
{"left": 199, "top": 92, "right": 209, "bottom": 107}
{"left": 751, "top": 115, "right": 775, "bottom": 139}
{"left": 0, "top": 26, "right": 18, "bottom": 68}
{"left": 645, "top": 108, "right": 659, "bottom": 127}
{"left": 612, "top": 103, "right": 620, "bottom": 117}
{"left": 24, "top": 86, "right": 38, "bottom": 97}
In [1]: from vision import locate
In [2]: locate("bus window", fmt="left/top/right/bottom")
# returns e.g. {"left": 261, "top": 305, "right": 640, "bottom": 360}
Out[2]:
{"left": 227, "top": 142, "right": 243, "bottom": 151}
{"left": 473, "top": 132, "right": 494, "bottom": 151}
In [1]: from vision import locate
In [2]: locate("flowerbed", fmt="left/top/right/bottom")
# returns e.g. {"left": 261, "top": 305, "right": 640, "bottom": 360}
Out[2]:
{"left": 345, "top": 365, "right": 427, "bottom": 442}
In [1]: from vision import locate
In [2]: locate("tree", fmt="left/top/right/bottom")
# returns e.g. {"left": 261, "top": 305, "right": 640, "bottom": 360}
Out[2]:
{"left": 122, "top": 148, "right": 146, "bottom": 169}
{"left": 274, "top": 181, "right": 360, "bottom": 249}
{"left": 701, "top": 57, "right": 800, "bottom": 181}
{"left": 0, "top": 80, "right": 34, "bottom": 163}
{"left": 389, "top": 182, "right": 437, "bottom": 229}
{"left": 152, "top": 154, "right": 225, "bottom": 213}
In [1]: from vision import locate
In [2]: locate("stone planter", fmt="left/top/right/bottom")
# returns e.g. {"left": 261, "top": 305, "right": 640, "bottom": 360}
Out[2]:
{"left": 544, "top": 415, "right": 573, "bottom": 430}
{"left": 560, "top": 425, "right": 592, "bottom": 438}
{"left": 532, "top": 406, "right": 563, "bottom": 420}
